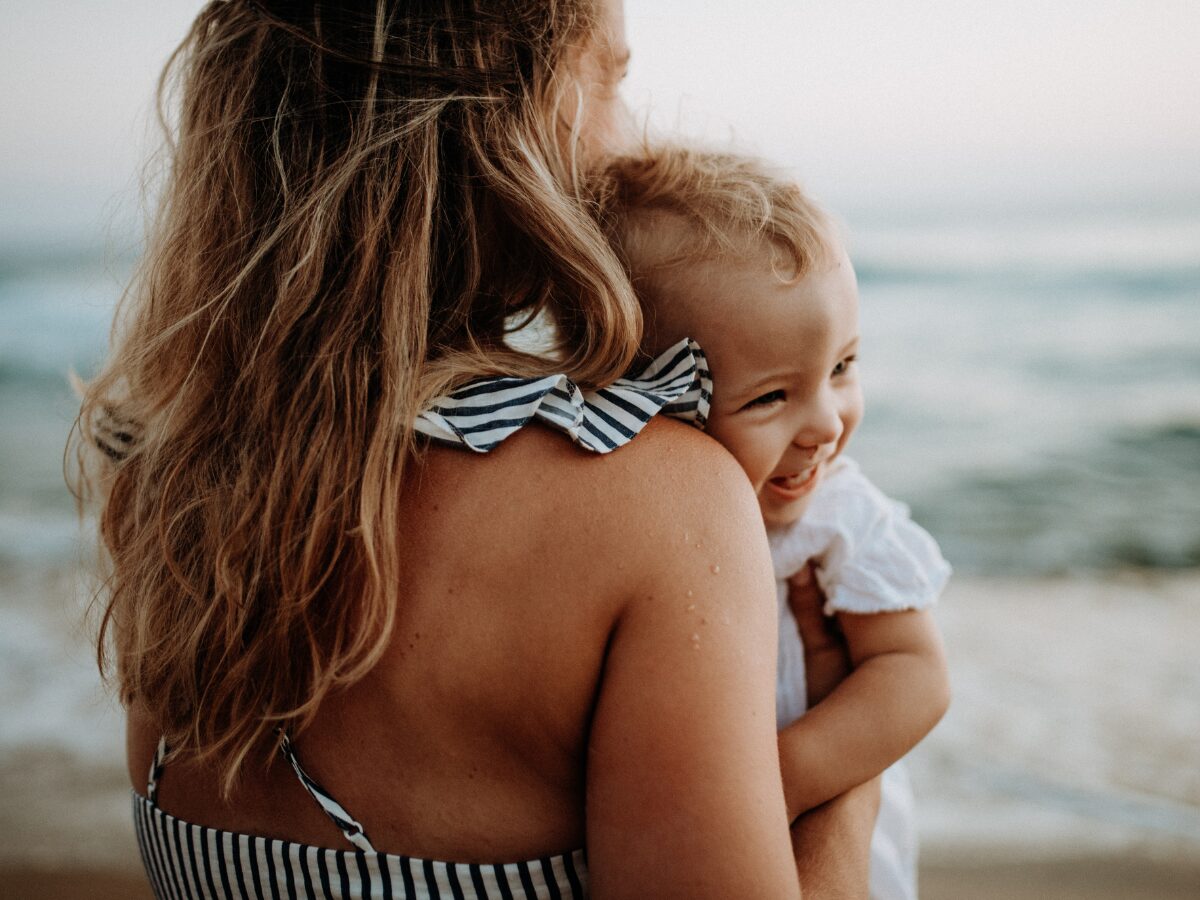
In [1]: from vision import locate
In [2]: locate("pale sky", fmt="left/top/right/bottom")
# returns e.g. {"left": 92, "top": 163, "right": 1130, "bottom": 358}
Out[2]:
{"left": 2, "top": 0, "right": 1198, "bottom": 246}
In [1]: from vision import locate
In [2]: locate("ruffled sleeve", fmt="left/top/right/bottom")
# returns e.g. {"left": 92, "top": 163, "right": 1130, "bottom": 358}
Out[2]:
{"left": 413, "top": 338, "right": 711, "bottom": 454}
{"left": 767, "top": 457, "right": 951, "bottom": 615}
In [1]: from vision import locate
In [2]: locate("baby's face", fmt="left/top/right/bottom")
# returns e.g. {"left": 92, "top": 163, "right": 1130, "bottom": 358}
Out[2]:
{"left": 658, "top": 246, "right": 863, "bottom": 527}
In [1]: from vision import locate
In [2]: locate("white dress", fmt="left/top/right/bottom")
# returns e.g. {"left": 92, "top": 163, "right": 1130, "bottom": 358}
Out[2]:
{"left": 769, "top": 457, "right": 950, "bottom": 900}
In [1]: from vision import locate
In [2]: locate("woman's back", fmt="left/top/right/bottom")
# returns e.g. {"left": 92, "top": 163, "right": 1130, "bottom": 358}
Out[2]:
{"left": 129, "top": 415, "right": 797, "bottom": 892}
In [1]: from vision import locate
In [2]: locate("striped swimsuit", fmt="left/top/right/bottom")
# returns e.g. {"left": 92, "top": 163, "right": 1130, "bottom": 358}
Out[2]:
{"left": 134, "top": 737, "right": 587, "bottom": 900}
{"left": 132, "top": 339, "right": 711, "bottom": 900}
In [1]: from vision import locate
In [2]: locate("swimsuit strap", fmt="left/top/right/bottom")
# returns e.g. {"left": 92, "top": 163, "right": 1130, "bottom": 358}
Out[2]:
{"left": 414, "top": 337, "right": 712, "bottom": 454}
{"left": 146, "top": 736, "right": 168, "bottom": 803}
{"left": 277, "top": 731, "right": 377, "bottom": 853}
{"left": 147, "top": 733, "right": 376, "bottom": 854}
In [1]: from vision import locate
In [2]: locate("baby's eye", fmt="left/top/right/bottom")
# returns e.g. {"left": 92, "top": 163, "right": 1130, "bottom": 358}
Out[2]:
{"left": 741, "top": 389, "right": 786, "bottom": 410}
{"left": 832, "top": 355, "right": 858, "bottom": 377}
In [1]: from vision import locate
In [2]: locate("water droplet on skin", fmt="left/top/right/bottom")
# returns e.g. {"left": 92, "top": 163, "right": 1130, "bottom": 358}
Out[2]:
{"left": 686, "top": 589, "right": 694, "bottom": 598}
{"left": 710, "top": 564, "right": 720, "bottom": 575}
{"left": 686, "top": 604, "right": 696, "bottom": 613}
{"left": 690, "top": 633, "right": 701, "bottom": 647}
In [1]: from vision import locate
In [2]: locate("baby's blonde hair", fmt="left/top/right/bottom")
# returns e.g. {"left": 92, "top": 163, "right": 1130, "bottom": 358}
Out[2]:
{"left": 591, "top": 144, "right": 838, "bottom": 349}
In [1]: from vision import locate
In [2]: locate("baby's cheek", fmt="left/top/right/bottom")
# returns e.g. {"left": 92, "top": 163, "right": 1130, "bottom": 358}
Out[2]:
{"left": 706, "top": 422, "right": 763, "bottom": 484}
{"left": 844, "top": 385, "right": 865, "bottom": 440}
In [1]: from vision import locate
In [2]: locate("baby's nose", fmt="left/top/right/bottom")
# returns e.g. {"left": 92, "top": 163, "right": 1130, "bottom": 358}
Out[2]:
{"left": 794, "top": 402, "right": 843, "bottom": 450}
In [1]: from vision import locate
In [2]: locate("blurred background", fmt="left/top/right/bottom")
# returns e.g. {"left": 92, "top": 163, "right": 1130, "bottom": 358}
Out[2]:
{"left": 2, "top": 1, "right": 1197, "bottom": 896}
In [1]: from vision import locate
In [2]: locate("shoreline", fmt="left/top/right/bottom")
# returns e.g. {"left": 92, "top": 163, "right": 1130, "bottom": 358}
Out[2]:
{"left": 907, "top": 571, "right": 1200, "bottom": 858}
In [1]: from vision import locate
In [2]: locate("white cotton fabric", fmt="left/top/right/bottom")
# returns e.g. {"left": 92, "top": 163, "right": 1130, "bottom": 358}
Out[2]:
{"left": 768, "top": 457, "right": 951, "bottom": 617}
{"left": 769, "top": 456, "right": 950, "bottom": 900}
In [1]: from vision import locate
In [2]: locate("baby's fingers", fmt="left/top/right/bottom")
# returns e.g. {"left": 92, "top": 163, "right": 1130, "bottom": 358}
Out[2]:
{"left": 786, "top": 563, "right": 824, "bottom": 624}
{"left": 787, "top": 564, "right": 837, "bottom": 647}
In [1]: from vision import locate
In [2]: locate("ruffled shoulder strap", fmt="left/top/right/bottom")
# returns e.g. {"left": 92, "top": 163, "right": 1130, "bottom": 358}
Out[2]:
{"left": 414, "top": 338, "right": 711, "bottom": 454}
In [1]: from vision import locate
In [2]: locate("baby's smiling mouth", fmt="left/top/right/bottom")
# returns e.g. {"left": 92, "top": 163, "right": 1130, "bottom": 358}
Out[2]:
{"left": 767, "top": 463, "right": 820, "bottom": 497}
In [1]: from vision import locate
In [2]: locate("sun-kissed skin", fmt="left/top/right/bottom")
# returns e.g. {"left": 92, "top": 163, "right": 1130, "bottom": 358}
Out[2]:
{"left": 129, "top": 418, "right": 801, "bottom": 895}
{"left": 643, "top": 236, "right": 951, "bottom": 821}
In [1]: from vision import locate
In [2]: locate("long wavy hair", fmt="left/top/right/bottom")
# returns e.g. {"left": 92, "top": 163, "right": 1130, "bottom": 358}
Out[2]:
{"left": 71, "top": 0, "right": 640, "bottom": 793}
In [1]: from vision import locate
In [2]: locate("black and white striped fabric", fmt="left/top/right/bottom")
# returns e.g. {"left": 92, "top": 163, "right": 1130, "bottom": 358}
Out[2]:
{"left": 414, "top": 338, "right": 711, "bottom": 454}
{"left": 134, "top": 738, "right": 588, "bottom": 900}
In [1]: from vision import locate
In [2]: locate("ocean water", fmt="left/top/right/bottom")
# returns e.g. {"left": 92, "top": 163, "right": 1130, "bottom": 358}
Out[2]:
{"left": 2, "top": 207, "right": 1196, "bottom": 575}
{"left": 848, "top": 208, "right": 1200, "bottom": 575}
{"left": 0, "top": 251, "right": 126, "bottom": 567}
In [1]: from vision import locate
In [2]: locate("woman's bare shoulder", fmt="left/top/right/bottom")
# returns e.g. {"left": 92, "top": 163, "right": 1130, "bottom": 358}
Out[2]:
{"left": 414, "top": 416, "right": 768, "bottom": 600}
{"left": 442, "top": 416, "right": 760, "bottom": 538}
{"left": 599, "top": 419, "right": 768, "bottom": 566}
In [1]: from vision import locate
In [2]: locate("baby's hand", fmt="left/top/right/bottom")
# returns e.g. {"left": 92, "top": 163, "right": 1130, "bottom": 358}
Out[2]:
{"left": 787, "top": 563, "right": 836, "bottom": 651}
{"left": 788, "top": 564, "right": 850, "bottom": 707}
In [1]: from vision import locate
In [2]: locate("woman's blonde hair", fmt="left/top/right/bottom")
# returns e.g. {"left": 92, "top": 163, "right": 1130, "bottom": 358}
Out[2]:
{"left": 591, "top": 143, "right": 837, "bottom": 346}
{"left": 72, "top": 0, "right": 640, "bottom": 792}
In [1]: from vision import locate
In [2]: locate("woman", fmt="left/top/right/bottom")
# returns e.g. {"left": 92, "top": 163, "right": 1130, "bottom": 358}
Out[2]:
{"left": 75, "top": 1, "right": 876, "bottom": 896}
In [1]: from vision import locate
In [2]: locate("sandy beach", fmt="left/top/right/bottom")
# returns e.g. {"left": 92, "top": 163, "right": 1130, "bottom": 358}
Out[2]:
{"left": 2, "top": 569, "right": 1198, "bottom": 896}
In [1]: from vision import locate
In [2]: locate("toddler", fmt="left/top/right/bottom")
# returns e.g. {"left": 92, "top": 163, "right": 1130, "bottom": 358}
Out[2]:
{"left": 595, "top": 147, "right": 952, "bottom": 900}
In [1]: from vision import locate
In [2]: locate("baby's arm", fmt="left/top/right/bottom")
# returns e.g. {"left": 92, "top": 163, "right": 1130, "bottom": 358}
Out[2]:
{"left": 778, "top": 599, "right": 950, "bottom": 821}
